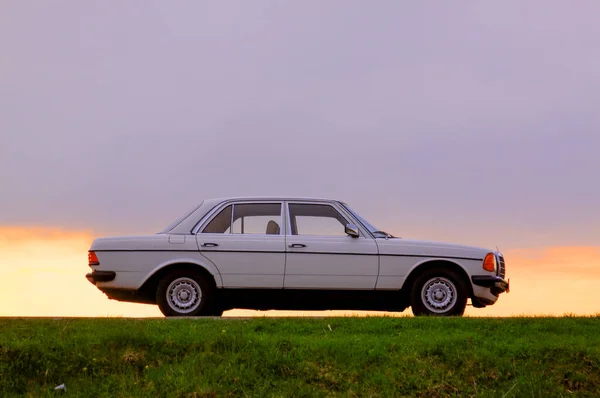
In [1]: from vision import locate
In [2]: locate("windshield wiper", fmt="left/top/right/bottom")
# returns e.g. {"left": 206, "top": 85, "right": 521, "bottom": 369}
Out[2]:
{"left": 372, "top": 230, "right": 395, "bottom": 238}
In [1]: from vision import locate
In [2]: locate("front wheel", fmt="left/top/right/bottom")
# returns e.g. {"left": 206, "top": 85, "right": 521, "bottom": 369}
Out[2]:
{"left": 157, "top": 271, "right": 214, "bottom": 317}
{"left": 410, "top": 268, "right": 468, "bottom": 316}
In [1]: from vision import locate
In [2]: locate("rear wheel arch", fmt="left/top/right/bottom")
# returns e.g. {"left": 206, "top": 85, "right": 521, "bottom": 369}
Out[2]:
{"left": 138, "top": 262, "right": 218, "bottom": 303}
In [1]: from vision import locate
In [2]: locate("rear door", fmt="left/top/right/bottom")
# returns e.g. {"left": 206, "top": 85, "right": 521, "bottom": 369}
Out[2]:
{"left": 283, "top": 201, "right": 379, "bottom": 289}
{"left": 195, "top": 201, "right": 286, "bottom": 288}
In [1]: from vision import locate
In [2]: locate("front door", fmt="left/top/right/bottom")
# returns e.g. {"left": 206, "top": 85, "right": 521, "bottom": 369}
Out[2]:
{"left": 284, "top": 202, "right": 379, "bottom": 289}
{"left": 196, "top": 201, "right": 286, "bottom": 288}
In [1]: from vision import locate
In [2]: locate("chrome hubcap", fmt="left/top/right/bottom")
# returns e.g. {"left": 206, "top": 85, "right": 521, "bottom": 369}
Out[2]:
{"left": 167, "top": 277, "right": 202, "bottom": 313}
{"left": 421, "top": 277, "right": 457, "bottom": 313}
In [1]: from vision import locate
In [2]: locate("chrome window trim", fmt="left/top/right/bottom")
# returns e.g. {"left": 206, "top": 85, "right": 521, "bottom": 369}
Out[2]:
{"left": 193, "top": 200, "right": 285, "bottom": 236}
{"left": 231, "top": 203, "right": 236, "bottom": 233}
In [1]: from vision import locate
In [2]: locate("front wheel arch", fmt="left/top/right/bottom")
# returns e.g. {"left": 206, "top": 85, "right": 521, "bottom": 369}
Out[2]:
{"left": 401, "top": 260, "right": 473, "bottom": 299}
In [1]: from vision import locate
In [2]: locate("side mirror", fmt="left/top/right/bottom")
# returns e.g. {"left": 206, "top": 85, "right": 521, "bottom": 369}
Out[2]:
{"left": 345, "top": 223, "right": 360, "bottom": 238}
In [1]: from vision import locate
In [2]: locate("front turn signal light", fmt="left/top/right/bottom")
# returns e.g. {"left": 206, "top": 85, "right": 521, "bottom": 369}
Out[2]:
{"left": 483, "top": 253, "right": 496, "bottom": 272}
{"left": 88, "top": 251, "right": 99, "bottom": 266}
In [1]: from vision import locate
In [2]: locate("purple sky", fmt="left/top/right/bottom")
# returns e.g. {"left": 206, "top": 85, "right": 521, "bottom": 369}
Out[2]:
{"left": 1, "top": 2, "right": 599, "bottom": 250}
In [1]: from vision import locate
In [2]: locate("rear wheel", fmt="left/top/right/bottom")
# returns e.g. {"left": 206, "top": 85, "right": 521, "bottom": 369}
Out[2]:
{"left": 157, "top": 271, "right": 215, "bottom": 317}
{"left": 410, "top": 268, "right": 467, "bottom": 316}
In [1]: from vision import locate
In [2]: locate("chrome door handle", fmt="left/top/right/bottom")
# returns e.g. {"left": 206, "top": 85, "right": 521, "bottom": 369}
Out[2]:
{"left": 288, "top": 244, "right": 306, "bottom": 248}
{"left": 201, "top": 242, "right": 219, "bottom": 247}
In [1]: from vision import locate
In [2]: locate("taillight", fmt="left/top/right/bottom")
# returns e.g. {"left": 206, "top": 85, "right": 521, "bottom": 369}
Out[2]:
{"left": 482, "top": 253, "right": 496, "bottom": 272}
{"left": 88, "top": 251, "right": 99, "bottom": 266}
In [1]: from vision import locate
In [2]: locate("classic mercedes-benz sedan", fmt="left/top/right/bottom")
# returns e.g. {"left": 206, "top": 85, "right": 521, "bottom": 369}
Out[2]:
{"left": 86, "top": 197, "right": 509, "bottom": 317}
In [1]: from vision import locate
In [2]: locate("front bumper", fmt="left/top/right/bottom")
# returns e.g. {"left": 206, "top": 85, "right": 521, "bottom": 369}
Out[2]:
{"left": 471, "top": 275, "right": 510, "bottom": 296}
{"left": 85, "top": 271, "right": 116, "bottom": 285}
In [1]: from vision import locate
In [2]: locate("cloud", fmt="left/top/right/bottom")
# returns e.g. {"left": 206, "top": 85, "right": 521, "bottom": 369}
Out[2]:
{"left": 1, "top": 2, "right": 599, "bottom": 249}
{"left": 0, "top": 226, "right": 160, "bottom": 317}
{"left": 504, "top": 246, "right": 600, "bottom": 278}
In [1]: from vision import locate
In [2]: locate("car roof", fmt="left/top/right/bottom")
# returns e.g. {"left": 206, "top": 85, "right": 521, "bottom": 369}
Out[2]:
{"left": 201, "top": 196, "right": 344, "bottom": 206}
{"left": 163, "top": 196, "right": 347, "bottom": 234}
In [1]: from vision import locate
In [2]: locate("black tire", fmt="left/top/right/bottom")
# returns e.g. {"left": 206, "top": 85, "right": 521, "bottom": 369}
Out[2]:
{"left": 156, "top": 270, "right": 214, "bottom": 317}
{"left": 410, "top": 268, "right": 468, "bottom": 317}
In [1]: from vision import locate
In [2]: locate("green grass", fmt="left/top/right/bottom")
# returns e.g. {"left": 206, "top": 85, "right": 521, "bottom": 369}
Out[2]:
{"left": 1, "top": 316, "right": 599, "bottom": 397}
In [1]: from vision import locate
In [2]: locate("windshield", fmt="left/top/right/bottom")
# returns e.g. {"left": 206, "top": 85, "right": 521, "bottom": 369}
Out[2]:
{"left": 340, "top": 202, "right": 379, "bottom": 233}
{"left": 341, "top": 202, "right": 396, "bottom": 238}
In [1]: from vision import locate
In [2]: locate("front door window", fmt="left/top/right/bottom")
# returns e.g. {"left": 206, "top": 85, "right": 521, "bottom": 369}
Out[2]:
{"left": 288, "top": 203, "right": 349, "bottom": 236}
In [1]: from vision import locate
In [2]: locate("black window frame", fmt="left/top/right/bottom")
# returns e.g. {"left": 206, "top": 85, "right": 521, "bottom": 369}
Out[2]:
{"left": 287, "top": 202, "right": 351, "bottom": 236}
{"left": 200, "top": 201, "right": 283, "bottom": 235}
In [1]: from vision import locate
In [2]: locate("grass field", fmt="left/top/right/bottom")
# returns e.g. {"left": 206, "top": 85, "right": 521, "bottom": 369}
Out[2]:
{"left": 1, "top": 316, "right": 599, "bottom": 397}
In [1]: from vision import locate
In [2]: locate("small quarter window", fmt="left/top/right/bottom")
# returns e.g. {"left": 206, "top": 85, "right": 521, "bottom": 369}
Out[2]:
{"left": 202, "top": 205, "right": 232, "bottom": 233}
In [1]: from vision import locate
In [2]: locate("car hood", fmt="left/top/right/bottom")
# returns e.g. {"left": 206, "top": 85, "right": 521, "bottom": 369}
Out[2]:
{"left": 375, "top": 238, "right": 491, "bottom": 260}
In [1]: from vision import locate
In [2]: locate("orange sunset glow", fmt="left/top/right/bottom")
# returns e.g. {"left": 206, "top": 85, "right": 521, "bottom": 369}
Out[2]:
{"left": 1, "top": 226, "right": 598, "bottom": 318}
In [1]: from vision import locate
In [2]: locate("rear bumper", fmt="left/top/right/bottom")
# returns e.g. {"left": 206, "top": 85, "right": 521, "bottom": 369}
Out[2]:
{"left": 85, "top": 271, "right": 116, "bottom": 285}
{"left": 471, "top": 275, "right": 510, "bottom": 296}
{"left": 86, "top": 271, "right": 153, "bottom": 304}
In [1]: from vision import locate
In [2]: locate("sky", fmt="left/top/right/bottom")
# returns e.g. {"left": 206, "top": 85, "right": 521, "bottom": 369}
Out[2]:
{"left": 1, "top": 2, "right": 599, "bottom": 317}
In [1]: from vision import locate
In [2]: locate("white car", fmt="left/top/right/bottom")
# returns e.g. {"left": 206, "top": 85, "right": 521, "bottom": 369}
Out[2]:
{"left": 86, "top": 197, "right": 509, "bottom": 317}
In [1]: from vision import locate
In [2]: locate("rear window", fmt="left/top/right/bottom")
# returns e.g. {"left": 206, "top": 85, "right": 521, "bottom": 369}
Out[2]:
{"left": 159, "top": 201, "right": 204, "bottom": 233}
